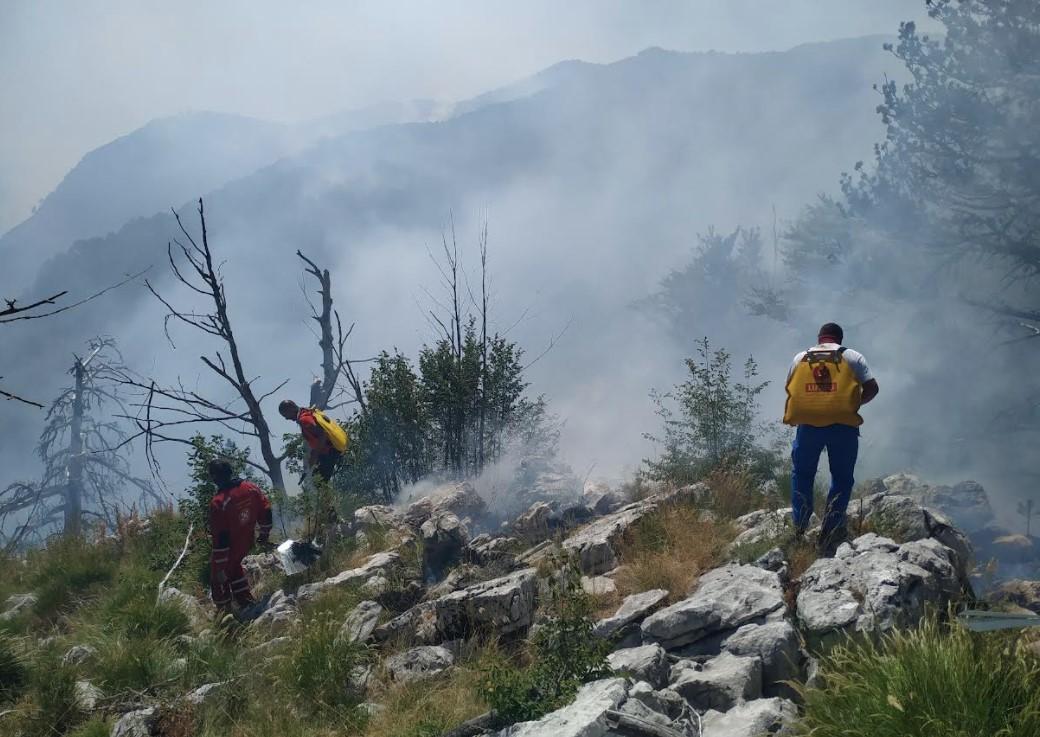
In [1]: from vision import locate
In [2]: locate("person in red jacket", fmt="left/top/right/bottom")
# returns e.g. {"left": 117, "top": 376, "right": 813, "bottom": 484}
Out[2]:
{"left": 207, "top": 458, "right": 273, "bottom": 612}
{"left": 278, "top": 399, "right": 342, "bottom": 482}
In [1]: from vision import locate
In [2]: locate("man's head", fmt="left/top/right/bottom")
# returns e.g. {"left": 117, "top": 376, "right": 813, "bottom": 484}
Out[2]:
{"left": 818, "top": 322, "right": 844, "bottom": 344}
{"left": 278, "top": 399, "right": 300, "bottom": 420}
{"left": 207, "top": 458, "right": 235, "bottom": 487}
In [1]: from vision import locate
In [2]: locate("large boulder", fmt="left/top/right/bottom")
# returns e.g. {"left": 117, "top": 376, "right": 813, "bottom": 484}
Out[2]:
{"left": 402, "top": 482, "right": 487, "bottom": 529}
{"left": 338, "top": 600, "right": 383, "bottom": 644}
{"left": 240, "top": 552, "right": 281, "bottom": 594}
{"left": 720, "top": 621, "right": 802, "bottom": 699}
{"left": 421, "top": 512, "right": 470, "bottom": 580}
{"left": 730, "top": 510, "right": 796, "bottom": 550}
{"left": 513, "top": 502, "right": 554, "bottom": 539}
{"left": 607, "top": 644, "right": 670, "bottom": 689}
{"left": 875, "top": 474, "right": 995, "bottom": 534}
{"left": 700, "top": 697, "right": 798, "bottom": 737}
{"left": 493, "top": 678, "right": 629, "bottom": 737}
{"left": 797, "top": 534, "right": 962, "bottom": 649}
{"left": 295, "top": 551, "right": 403, "bottom": 602}
{"left": 467, "top": 534, "right": 519, "bottom": 568}
{"left": 668, "top": 652, "right": 763, "bottom": 712}
{"left": 562, "top": 501, "right": 656, "bottom": 575}
{"left": 594, "top": 588, "right": 670, "bottom": 643}
{"left": 642, "top": 565, "right": 785, "bottom": 651}
{"left": 250, "top": 589, "right": 299, "bottom": 635}
{"left": 354, "top": 504, "right": 405, "bottom": 531}
{"left": 583, "top": 480, "right": 625, "bottom": 516}
{"left": 848, "top": 493, "right": 973, "bottom": 578}
{"left": 385, "top": 645, "right": 455, "bottom": 684}
{"left": 376, "top": 568, "right": 537, "bottom": 646}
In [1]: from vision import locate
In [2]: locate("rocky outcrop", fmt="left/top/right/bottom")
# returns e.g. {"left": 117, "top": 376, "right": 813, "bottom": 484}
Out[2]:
{"left": 700, "top": 697, "right": 798, "bottom": 737}
{"left": 583, "top": 480, "right": 625, "bottom": 516}
{"left": 594, "top": 588, "right": 670, "bottom": 645}
{"left": 376, "top": 568, "right": 537, "bottom": 646}
{"left": 797, "top": 534, "right": 962, "bottom": 648}
{"left": 668, "top": 652, "right": 762, "bottom": 712}
{"left": 562, "top": 502, "right": 656, "bottom": 575}
{"left": 295, "top": 551, "right": 403, "bottom": 602}
{"left": 990, "top": 579, "right": 1040, "bottom": 613}
{"left": 607, "top": 644, "right": 670, "bottom": 689}
{"left": 385, "top": 645, "right": 455, "bottom": 684}
{"left": 720, "top": 622, "right": 801, "bottom": 699}
{"left": 338, "top": 600, "right": 383, "bottom": 644}
{"left": 421, "top": 512, "right": 470, "bottom": 579}
{"left": 874, "top": 474, "right": 995, "bottom": 534}
{"left": 401, "top": 482, "right": 487, "bottom": 529}
{"left": 62, "top": 644, "right": 97, "bottom": 667}
{"left": 250, "top": 589, "right": 299, "bottom": 635}
{"left": 0, "top": 593, "right": 37, "bottom": 621}
{"left": 493, "top": 678, "right": 630, "bottom": 737}
{"left": 642, "top": 565, "right": 784, "bottom": 650}
{"left": 158, "top": 586, "right": 209, "bottom": 627}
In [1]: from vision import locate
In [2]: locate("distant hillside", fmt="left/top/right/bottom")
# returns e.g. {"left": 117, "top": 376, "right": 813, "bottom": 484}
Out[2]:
{"left": 0, "top": 36, "right": 899, "bottom": 485}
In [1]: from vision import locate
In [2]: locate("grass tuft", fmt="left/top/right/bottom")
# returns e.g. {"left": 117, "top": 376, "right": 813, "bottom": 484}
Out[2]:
{"left": 794, "top": 617, "right": 1040, "bottom": 737}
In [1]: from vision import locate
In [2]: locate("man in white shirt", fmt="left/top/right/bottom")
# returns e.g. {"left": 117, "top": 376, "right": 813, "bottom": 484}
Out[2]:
{"left": 787, "top": 322, "right": 879, "bottom": 554}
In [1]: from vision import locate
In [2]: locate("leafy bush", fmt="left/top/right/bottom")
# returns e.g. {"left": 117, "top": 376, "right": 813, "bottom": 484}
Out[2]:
{"left": 645, "top": 337, "right": 782, "bottom": 485}
{"left": 795, "top": 618, "right": 1040, "bottom": 737}
{"left": 480, "top": 571, "right": 609, "bottom": 724}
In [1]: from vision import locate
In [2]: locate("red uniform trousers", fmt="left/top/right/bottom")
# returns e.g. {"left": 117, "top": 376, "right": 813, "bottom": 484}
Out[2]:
{"left": 209, "top": 479, "right": 272, "bottom": 608}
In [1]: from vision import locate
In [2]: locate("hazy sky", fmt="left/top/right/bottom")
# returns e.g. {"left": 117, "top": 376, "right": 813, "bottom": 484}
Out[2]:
{"left": 0, "top": 0, "right": 932, "bottom": 233}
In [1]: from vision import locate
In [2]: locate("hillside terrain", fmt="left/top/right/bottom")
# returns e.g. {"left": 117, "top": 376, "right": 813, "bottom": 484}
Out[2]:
{"left": 0, "top": 36, "right": 897, "bottom": 487}
{"left": 2, "top": 470, "right": 1038, "bottom": 737}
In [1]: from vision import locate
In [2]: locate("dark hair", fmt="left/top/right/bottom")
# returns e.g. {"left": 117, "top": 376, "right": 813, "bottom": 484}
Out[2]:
{"left": 208, "top": 458, "right": 235, "bottom": 486}
{"left": 818, "top": 322, "right": 844, "bottom": 343}
{"left": 278, "top": 399, "right": 298, "bottom": 416}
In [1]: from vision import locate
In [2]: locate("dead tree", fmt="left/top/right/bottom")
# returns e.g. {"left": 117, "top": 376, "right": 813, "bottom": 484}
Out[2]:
{"left": 296, "top": 250, "right": 366, "bottom": 413}
{"left": 118, "top": 199, "right": 289, "bottom": 491}
{"left": 0, "top": 272, "right": 143, "bottom": 408}
{"left": 0, "top": 338, "right": 161, "bottom": 549}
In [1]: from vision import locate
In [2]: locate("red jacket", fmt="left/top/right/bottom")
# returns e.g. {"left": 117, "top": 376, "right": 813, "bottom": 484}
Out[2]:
{"left": 209, "top": 479, "right": 273, "bottom": 565}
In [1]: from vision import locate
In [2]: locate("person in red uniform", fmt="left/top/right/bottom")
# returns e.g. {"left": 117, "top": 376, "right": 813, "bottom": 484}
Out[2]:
{"left": 207, "top": 458, "right": 273, "bottom": 612}
{"left": 278, "top": 399, "right": 341, "bottom": 482}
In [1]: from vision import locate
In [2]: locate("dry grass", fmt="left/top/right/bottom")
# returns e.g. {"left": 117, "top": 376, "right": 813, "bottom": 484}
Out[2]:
{"left": 612, "top": 502, "right": 736, "bottom": 604}
{"left": 361, "top": 646, "right": 500, "bottom": 737}
{"left": 702, "top": 467, "right": 778, "bottom": 519}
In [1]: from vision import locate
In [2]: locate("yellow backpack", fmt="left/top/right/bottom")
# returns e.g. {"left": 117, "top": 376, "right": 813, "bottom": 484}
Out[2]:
{"left": 783, "top": 347, "right": 863, "bottom": 427}
{"left": 310, "top": 408, "right": 349, "bottom": 453}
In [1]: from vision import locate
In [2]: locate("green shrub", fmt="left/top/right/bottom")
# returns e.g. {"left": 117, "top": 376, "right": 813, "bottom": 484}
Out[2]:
{"left": 23, "top": 658, "right": 86, "bottom": 736}
{"left": 0, "top": 633, "right": 28, "bottom": 703}
{"left": 29, "top": 537, "right": 118, "bottom": 618}
{"left": 795, "top": 618, "right": 1040, "bottom": 737}
{"left": 67, "top": 718, "right": 112, "bottom": 737}
{"left": 480, "top": 570, "right": 610, "bottom": 724}
{"left": 277, "top": 610, "right": 369, "bottom": 717}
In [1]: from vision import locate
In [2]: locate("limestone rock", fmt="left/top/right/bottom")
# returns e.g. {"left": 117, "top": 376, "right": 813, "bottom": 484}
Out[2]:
{"left": 376, "top": 568, "right": 537, "bottom": 646}
{"left": 250, "top": 589, "right": 299, "bottom": 635}
{"left": 62, "top": 644, "right": 98, "bottom": 667}
{"left": 111, "top": 707, "right": 158, "bottom": 737}
{"left": 607, "top": 644, "right": 670, "bottom": 689}
{"left": 513, "top": 502, "right": 553, "bottom": 539}
{"left": 493, "top": 677, "right": 629, "bottom": 737}
{"left": 594, "top": 589, "right": 669, "bottom": 640}
{"left": 668, "top": 652, "right": 762, "bottom": 712}
{"left": 919, "top": 480, "right": 994, "bottom": 533}
{"left": 338, "top": 600, "right": 383, "bottom": 644}
{"left": 354, "top": 504, "right": 405, "bottom": 531}
{"left": 0, "top": 593, "right": 37, "bottom": 621}
{"left": 562, "top": 501, "right": 655, "bottom": 575}
{"left": 990, "top": 579, "right": 1040, "bottom": 614}
{"left": 386, "top": 645, "right": 455, "bottom": 684}
{"left": 583, "top": 480, "right": 625, "bottom": 515}
{"left": 700, "top": 697, "right": 798, "bottom": 737}
{"left": 158, "top": 586, "right": 209, "bottom": 626}
{"left": 74, "top": 680, "right": 103, "bottom": 711}
{"left": 421, "top": 512, "right": 470, "bottom": 579}
{"left": 240, "top": 552, "right": 281, "bottom": 593}
{"left": 627, "top": 681, "right": 690, "bottom": 722}
{"left": 721, "top": 621, "right": 801, "bottom": 698}
{"left": 402, "top": 482, "right": 486, "bottom": 529}
{"left": 847, "top": 493, "right": 973, "bottom": 577}
{"left": 296, "top": 551, "right": 402, "bottom": 602}
{"left": 581, "top": 575, "right": 617, "bottom": 596}
{"left": 642, "top": 565, "right": 784, "bottom": 650}
{"left": 185, "top": 681, "right": 226, "bottom": 707}
{"left": 797, "top": 534, "right": 962, "bottom": 648}
{"left": 730, "top": 510, "right": 795, "bottom": 549}
{"left": 467, "top": 534, "right": 519, "bottom": 567}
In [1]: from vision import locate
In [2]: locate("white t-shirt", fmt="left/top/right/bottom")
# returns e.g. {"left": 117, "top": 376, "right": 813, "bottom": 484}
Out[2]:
{"left": 788, "top": 343, "right": 874, "bottom": 384}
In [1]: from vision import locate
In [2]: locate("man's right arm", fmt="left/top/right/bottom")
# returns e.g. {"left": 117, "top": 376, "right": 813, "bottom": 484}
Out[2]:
{"left": 861, "top": 379, "right": 879, "bottom": 404}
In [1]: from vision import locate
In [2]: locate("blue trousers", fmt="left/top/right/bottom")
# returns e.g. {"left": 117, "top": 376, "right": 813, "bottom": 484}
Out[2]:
{"left": 791, "top": 424, "right": 859, "bottom": 534}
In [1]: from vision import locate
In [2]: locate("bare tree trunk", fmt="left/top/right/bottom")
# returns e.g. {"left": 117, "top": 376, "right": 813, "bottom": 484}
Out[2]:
{"left": 64, "top": 359, "right": 85, "bottom": 537}
{"left": 478, "top": 219, "right": 489, "bottom": 472}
